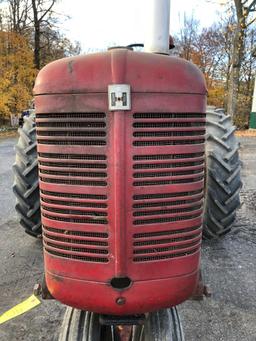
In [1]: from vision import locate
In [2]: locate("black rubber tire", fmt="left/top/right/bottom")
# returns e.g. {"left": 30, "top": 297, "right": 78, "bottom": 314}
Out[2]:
{"left": 58, "top": 307, "right": 184, "bottom": 341}
{"left": 58, "top": 309, "right": 116, "bottom": 341}
{"left": 12, "top": 115, "right": 42, "bottom": 237}
{"left": 203, "top": 107, "right": 242, "bottom": 240}
{"left": 144, "top": 308, "right": 184, "bottom": 341}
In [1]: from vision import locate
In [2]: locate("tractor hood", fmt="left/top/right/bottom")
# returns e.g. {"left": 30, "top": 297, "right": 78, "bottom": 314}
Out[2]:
{"left": 34, "top": 48, "right": 207, "bottom": 96}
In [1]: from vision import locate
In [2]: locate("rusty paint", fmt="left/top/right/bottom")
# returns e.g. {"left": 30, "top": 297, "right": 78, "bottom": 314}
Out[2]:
{"left": 68, "top": 60, "right": 74, "bottom": 74}
{"left": 190, "top": 270, "right": 212, "bottom": 301}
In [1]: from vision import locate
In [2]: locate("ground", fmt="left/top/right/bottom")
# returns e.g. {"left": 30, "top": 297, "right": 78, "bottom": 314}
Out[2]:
{"left": 0, "top": 136, "right": 256, "bottom": 341}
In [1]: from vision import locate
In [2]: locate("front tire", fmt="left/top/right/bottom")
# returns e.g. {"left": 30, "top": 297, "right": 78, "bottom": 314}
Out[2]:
{"left": 12, "top": 115, "right": 42, "bottom": 237}
{"left": 203, "top": 107, "right": 242, "bottom": 240}
{"left": 144, "top": 308, "right": 184, "bottom": 341}
{"left": 59, "top": 307, "right": 184, "bottom": 341}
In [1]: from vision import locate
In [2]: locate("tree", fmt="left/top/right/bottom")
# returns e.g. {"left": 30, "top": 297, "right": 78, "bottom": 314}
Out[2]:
{"left": 175, "top": 17, "right": 229, "bottom": 107}
{"left": 8, "top": 0, "right": 29, "bottom": 33}
{"left": 0, "top": 0, "right": 81, "bottom": 126}
{"left": 0, "top": 31, "right": 36, "bottom": 119}
{"left": 176, "top": 14, "right": 199, "bottom": 61}
{"left": 40, "top": 27, "right": 81, "bottom": 65}
{"left": 31, "top": 0, "right": 56, "bottom": 69}
{"left": 1, "top": 0, "right": 81, "bottom": 69}
{"left": 227, "top": 0, "right": 256, "bottom": 118}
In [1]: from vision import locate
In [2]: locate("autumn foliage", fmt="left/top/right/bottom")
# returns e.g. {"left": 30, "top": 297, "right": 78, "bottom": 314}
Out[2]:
{"left": 0, "top": 31, "right": 36, "bottom": 119}
{"left": 0, "top": 0, "right": 81, "bottom": 124}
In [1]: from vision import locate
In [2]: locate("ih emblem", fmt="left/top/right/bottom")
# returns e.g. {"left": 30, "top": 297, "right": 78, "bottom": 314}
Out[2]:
{"left": 108, "top": 84, "right": 131, "bottom": 111}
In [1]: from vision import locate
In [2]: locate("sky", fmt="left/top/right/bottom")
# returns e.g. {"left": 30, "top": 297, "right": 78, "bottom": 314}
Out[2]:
{"left": 56, "top": 0, "right": 228, "bottom": 52}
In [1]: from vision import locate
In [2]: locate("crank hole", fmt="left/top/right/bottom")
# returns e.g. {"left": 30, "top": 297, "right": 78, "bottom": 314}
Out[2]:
{"left": 110, "top": 277, "right": 132, "bottom": 290}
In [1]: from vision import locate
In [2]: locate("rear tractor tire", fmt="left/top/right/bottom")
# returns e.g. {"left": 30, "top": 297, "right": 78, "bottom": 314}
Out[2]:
{"left": 59, "top": 307, "right": 184, "bottom": 341}
{"left": 203, "top": 107, "right": 242, "bottom": 240}
{"left": 12, "top": 115, "right": 42, "bottom": 237}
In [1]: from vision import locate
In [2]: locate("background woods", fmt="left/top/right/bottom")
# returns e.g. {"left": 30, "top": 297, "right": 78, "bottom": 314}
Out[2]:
{"left": 0, "top": 0, "right": 81, "bottom": 123}
{"left": 175, "top": 0, "right": 256, "bottom": 128}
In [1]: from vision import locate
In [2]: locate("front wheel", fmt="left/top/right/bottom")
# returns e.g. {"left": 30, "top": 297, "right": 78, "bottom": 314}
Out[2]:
{"left": 58, "top": 307, "right": 184, "bottom": 341}
{"left": 12, "top": 114, "right": 42, "bottom": 237}
{"left": 203, "top": 107, "right": 242, "bottom": 239}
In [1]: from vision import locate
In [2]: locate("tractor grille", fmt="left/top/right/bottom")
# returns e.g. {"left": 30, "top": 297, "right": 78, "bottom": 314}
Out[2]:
{"left": 37, "top": 112, "right": 109, "bottom": 263}
{"left": 37, "top": 110, "right": 205, "bottom": 266}
{"left": 131, "top": 112, "right": 205, "bottom": 262}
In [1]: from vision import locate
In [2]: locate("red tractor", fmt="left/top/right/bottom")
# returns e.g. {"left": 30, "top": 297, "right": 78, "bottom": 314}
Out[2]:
{"left": 13, "top": 1, "right": 241, "bottom": 339}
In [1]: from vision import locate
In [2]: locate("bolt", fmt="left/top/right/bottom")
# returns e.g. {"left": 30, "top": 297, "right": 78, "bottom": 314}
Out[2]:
{"left": 116, "top": 297, "right": 126, "bottom": 305}
{"left": 203, "top": 285, "right": 212, "bottom": 298}
{"left": 33, "top": 283, "right": 42, "bottom": 296}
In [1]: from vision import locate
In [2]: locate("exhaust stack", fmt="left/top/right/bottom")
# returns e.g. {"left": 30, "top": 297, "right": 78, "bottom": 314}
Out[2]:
{"left": 144, "top": 0, "right": 171, "bottom": 54}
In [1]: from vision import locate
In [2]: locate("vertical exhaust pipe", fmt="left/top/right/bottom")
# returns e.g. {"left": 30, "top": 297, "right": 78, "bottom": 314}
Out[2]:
{"left": 144, "top": 0, "right": 171, "bottom": 54}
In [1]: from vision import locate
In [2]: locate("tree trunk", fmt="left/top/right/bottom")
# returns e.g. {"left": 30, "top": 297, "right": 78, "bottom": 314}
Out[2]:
{"left": 31, "top": 0, "right": 40, "bottom": 69}
{"left": 227, "top": 0, "right": 246, "bottom": 118}
{"left": 227, "top": 28, "right": 242, "bottom": 117}
{"left": 34, "top": 23, "right": 40, "bottom": 69}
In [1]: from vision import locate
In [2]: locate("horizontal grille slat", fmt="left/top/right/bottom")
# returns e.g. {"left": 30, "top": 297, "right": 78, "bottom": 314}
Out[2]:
{"left": 133, "top": 175, "right": 204, "bottom": 186}
{"left": 37, "top": 131, "right": 106, "bottom": 137}
{"left": 43, "top": 226, "right": 108, "bottom": 238}
{"left": 44, "top": 233, "right": 108, "bottom": 246}
{"left": 133, "top": 196, "right": 203, "bottom": 209}
{"left": 133, "top": 168, "right": 203, "bottom": 178}
{"left": 38, "top": 140, "right": 107, "bottom": 146}
{"left": 45, "top": 248, "right": 109, "bottom": 263}
{"left": 133, "top": 139, "right": 205, "bottom": 147}
{"left": 133, "top": 204, "right": 202, "bottom": 217}
{"left": 133, "top": 160, "right": 204, "bottom": 169}
{"left": 42, "top": 205, "right": 107, "bottom": 216}
{"left": 40, "top": 177, "right": 107, "bottom": 186}
{"left": 133, "top": 225, "right": 201, "bottom": 239}
{"left": 133, "top": 249, "right": 198, "bottom": 262}
{"left": 36, "top": 113, "right": 106, "bottom": 119}
{"left": 133, "top": 233, "right": 201, "bottom": 246}
{"left": 133, "top": 240, "right": 200, "bottom": 254}
{"left": 40, "top": 169, "right": 107, "bottom": 178}
{"left": 133, "top": 113, "right": 205, "bottom": 119}
{"left": 38, "top": 153, "right": 107, "bottom": 160}
{"left": 45, "top": 241, "right": 108, "bottom": 254}
{"left": 37, "top": 122, "right": 106, "bottom": 128}
{"left": 133, "top": 131, "right": 205, "bottom": 137}
{"left": 43, "top": 213, "right": 108, "bottom": 225}
{"left": 133, "top": 190, "right": 202, "bottom": 201}
{"left": 39, "top": 162, "right": 107, "bottom": 169}
{"left": 133, "top": 213, "right": 201, "bottom": 225}
{"left": 42, "top": 197, "right": 107, "bottom": 208}
{"left": 133, "top": 153, "right": 204, "bottom": 161}
{"left": 133, "top": 122, "right": 204, "bottom": 128}
{"left": 41, "top": 190, "right": 107, "bottom": 200}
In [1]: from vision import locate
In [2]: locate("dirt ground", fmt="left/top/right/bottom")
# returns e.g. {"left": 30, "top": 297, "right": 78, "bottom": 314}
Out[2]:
{"left": 0, "top": 136, "right": 256, "bottom": 341}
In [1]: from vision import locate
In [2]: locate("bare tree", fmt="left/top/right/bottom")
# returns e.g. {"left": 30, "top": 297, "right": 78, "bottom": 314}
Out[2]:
{"left": 8, "top": 0, "right": 29, "bottom": 33}
{"left": 227, "top": 0, "right": 256, "bottom": 117}
{"left": 4, "top": 0, "right": 74, "bottom": 69}
{"left": 31, "top": 0, "right": 57, "bottom": 69}
{"left": 176, "top": 14, "right": 199, "bottom": 61}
